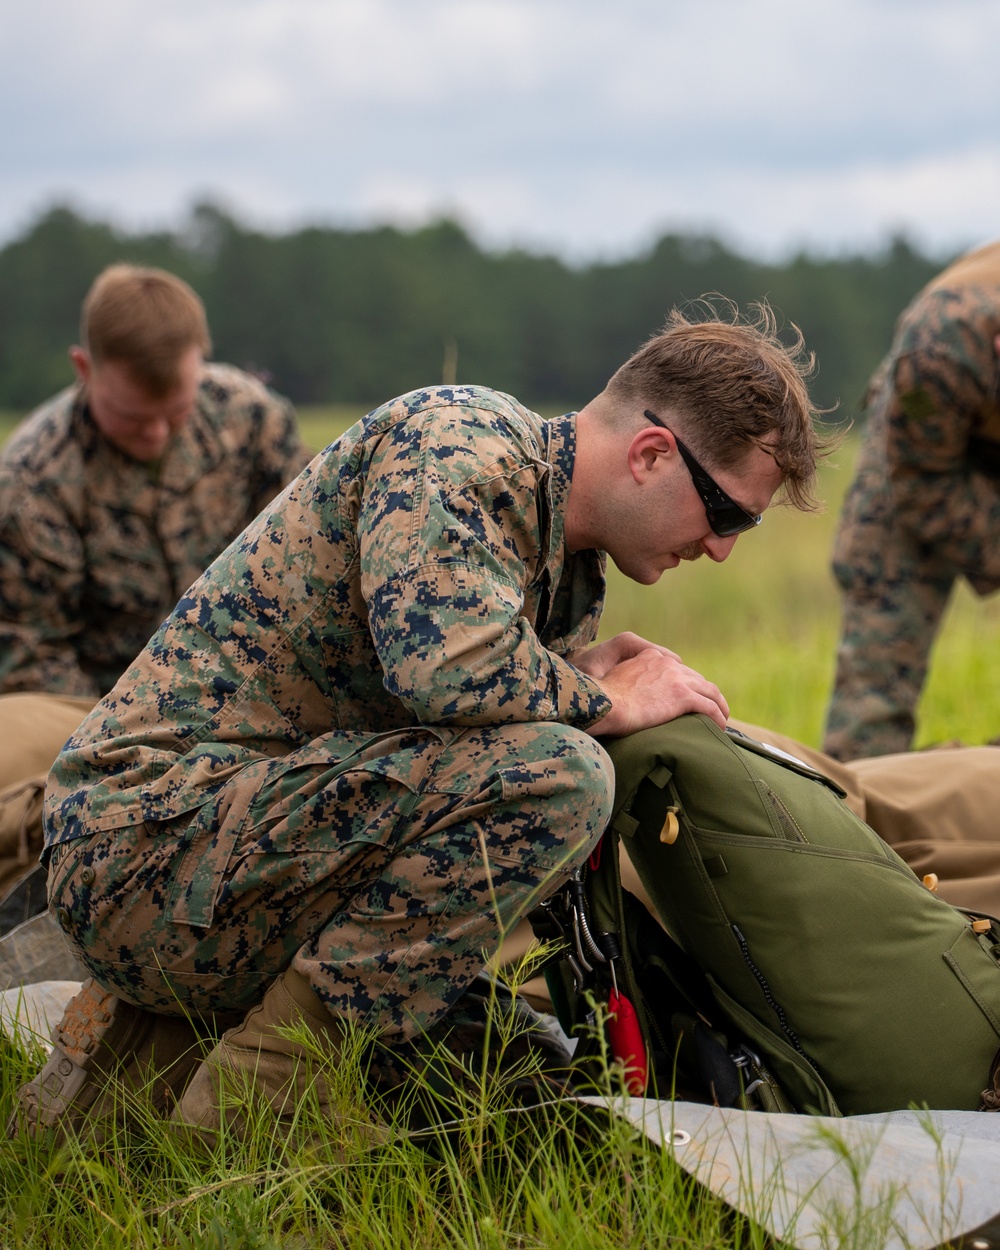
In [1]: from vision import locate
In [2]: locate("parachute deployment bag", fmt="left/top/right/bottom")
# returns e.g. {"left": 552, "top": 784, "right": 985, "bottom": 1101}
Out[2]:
{"left": 538, "top": 714, "right": 1000, "bottom": 1115}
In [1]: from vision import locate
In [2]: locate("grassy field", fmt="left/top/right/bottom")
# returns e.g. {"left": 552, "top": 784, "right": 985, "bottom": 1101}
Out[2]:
{"left": 1, "top": 991, "right": 788, "bottom": 1250}
{"left": 0, "top": 966, "right": 952, "bottom": 1250}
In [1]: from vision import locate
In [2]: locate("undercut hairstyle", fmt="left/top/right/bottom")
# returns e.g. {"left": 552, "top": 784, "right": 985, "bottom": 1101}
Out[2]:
{"left": 605, "top": 300, "right": 833, "bottom": 511}
{"left": 81, "top": 264, "right": 211, "bottom": 396}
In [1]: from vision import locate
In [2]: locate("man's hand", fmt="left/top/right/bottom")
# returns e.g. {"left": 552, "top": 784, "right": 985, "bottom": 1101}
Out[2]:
{"left": 568, "top": 631, "right": 681, "bottom": 680}
{"left": 571, "top": 635, "right": 729, "bottom": 736}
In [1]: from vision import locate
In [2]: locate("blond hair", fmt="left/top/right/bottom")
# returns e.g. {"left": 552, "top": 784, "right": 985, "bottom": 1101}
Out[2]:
{"left": 606, "top": 301, "right": 833, "bottom": 511}
{"left": 81, "top": 264, "right": 211, "bottom": 396}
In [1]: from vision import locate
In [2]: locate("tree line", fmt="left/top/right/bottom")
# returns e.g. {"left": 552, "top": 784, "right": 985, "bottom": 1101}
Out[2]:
{"left": 0, "top": 203, "right": 949, "bottom": 420}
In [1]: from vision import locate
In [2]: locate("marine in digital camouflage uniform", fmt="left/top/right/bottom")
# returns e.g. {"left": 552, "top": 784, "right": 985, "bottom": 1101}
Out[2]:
{"left": 0, "top": 361, "right": 308, "bottom": 698}
{"left": 44, "top": 388, "right": 617, "bottom": 1034}
{"left": 824, "top": 240, "right": 1000, "bottom": 760}
{"left": 19, "top": 307, "right": 820, "bottom": 1137}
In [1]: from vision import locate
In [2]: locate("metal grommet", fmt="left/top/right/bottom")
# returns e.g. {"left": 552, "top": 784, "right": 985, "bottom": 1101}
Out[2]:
{"left": 56, "top": 907, "right": 70, "bottom": 929}
{"left": 79, "top": 866, "right": 95, "bottom": 887}
{"left": 670, "top": 1128, "right": 691, "bottom": 1147}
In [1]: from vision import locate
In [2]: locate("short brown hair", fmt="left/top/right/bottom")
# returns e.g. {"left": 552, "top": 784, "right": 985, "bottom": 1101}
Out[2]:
{"left": 605, "top": 301, "right": 832, "bottom": 511}
{"left": 81, "top": 264, "right": 211, "bottom": 396}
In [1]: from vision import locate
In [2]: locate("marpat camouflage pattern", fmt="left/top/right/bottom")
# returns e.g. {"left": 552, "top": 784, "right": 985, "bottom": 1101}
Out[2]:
{"left": 0, "top": 364, "right": 309, "bottom": 697}
{"left": 44, "top": 386, "right": 615, "bottom": 1039}
{"left": 825, "top": 241, "right": 1000, "bottom": 759}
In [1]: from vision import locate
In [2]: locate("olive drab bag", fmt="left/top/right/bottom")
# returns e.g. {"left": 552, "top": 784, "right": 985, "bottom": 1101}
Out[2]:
{"left": 533, "top": 714, "right": 1000, "bottom": 1116}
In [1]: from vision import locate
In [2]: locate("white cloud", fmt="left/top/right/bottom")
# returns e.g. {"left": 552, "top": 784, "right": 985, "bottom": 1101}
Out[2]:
{"left": 1, "top": 0, "right": 998, "bottom": 258}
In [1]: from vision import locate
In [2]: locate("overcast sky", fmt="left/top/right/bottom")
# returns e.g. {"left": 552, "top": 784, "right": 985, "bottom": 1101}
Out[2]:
{"left": 2, "top": 0, "right": 998, "bottom": 261}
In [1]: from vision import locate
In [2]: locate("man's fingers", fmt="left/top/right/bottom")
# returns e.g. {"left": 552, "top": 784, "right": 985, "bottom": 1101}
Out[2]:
{"left": 664, "top": 681, "right": 728, "bottom": 729}
{"left": 669, "top": 662, "right": 728, "bottom": 720}
{"left": 693, "top": 691, "right": 729, "bottom": 729}
{"left": 691, "top": 673, "right": 729, "bottom": 721}
{"left": 607, "top": 632, "right": 682, "bottom": 663}
{"left": 589, "top": 648, "right": 729, "bottom": 737}
{"left": 570, "top": 634, "right": 682, "bottom": 680}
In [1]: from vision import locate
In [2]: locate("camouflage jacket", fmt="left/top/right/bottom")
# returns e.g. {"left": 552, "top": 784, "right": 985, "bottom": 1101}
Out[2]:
{"left": 0, "top": 364, "right": 309, "bottom": 698}
{"left": 46, "top": 386, "right": 610, "bottom": 845}
{"left": 866, "top": 239, "right": 1000, "bottom": 585}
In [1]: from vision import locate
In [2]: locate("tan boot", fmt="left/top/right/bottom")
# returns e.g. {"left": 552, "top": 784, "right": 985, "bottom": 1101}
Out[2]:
{"left": 170, "top": 966, "right": 377, "bottom": 1143}
{"left": 8, "top": 977, "right": 212, "bottom": 1144}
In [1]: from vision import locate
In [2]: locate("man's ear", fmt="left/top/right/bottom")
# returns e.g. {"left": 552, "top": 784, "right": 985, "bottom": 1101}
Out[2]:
{"left": 69, "top": 346, "right": 91, "bottom": 386}
{"left": 626, "top": 423, "right": 675, "bottom": 484}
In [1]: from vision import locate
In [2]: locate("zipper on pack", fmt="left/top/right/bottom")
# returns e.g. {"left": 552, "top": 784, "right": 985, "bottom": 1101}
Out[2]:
{"left": 731, "top": 923, "right": 809, "bottom": 1060}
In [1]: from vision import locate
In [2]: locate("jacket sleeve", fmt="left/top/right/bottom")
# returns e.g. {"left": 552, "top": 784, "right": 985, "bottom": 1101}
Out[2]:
{"left": 359, "top": 419, "right": 611, "bottom": 729}
{"left": 885, "top": 296, "right": 1000, "bottom": 583}
{"left": 0, "top": 481, "right": 99, "bottom": 697}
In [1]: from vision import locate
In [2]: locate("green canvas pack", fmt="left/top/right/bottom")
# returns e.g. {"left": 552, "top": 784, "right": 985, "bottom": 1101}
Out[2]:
{"left": 536, "top": 714, "right": 1000, "bottom": 1115}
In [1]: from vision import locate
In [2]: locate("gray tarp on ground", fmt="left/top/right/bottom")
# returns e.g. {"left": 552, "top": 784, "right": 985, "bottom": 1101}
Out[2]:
{"left": 0, "top": 980, "right": 80, "bottom": 1052}
{"left": 583, "top": 1095, "right": 1000, "bottom": 1250}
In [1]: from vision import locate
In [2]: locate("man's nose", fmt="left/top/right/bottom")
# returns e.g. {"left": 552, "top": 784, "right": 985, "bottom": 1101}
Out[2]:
{"left": 701, "top": 532, "right": 740, "bottom": 563}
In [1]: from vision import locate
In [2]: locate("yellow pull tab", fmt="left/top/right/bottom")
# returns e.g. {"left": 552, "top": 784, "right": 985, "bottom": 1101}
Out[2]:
{"left": 660, "top": 809, "right": 680, "bottom": 844}
{"left": 972, "top": 918, "right": 992, "bottom": 934}
{"left": 922, "top": 873, "right": 939, "bottom": 893}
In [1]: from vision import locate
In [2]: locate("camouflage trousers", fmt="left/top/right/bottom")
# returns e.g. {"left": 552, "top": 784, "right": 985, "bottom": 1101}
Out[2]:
{"left": 824, "top": 452, "right": 962, "bottom": 761}
{"left": 48, "top": 721, "right": 614, "bottom": 1041}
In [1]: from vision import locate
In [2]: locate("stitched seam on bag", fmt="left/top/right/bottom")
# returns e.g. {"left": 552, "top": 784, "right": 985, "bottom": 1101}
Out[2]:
{"left": 943, "top": 950, "right": 1000, "bottom": 1035}
{"left": 762, "top": 786, "right": 807, "bottom": 842}
{"left": 688, "top": 831, "right": 920, "bottom": 877}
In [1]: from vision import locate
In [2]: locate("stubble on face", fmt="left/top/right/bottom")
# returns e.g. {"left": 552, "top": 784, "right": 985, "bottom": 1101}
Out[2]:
{"left": 676, "top": 542, "right": 704, "bottom": 562}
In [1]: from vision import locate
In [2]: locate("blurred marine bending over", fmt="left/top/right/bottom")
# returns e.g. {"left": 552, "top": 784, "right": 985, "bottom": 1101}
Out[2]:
{"left": 0, "top": 264, "right": 309, "bottom": 923}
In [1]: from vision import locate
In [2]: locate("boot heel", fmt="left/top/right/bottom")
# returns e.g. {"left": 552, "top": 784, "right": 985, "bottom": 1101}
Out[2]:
{"left": 8, "top": 977, "right": 205, "bottom": 1142}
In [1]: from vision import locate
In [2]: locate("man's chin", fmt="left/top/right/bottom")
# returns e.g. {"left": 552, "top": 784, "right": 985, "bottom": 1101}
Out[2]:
{"left": 610, "top": 555, "right": 663, "bottom": 585}
{"left": 120, "top": 442, "right": 169, "bottom": 463}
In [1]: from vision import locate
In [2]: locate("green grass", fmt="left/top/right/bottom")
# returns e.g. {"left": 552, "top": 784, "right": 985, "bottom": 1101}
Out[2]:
{"left": 0, "top": 990, "right": 772, "bottom": 1250}
{"left": 0, "top": 966, "right": 947, "bottom": 1249}
{"left": 295, "top": 405, "right": 367, "bottom": 455}
{"left": 0, "top": 413, "right": 23, "bottom": 445}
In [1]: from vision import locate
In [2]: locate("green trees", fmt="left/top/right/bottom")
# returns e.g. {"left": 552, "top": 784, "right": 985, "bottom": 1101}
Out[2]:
{"left": 0, "top": 207, "right": 200, "bottom": 408}
{"left": 0, "top": 203, "right": 947, "bottom": 419}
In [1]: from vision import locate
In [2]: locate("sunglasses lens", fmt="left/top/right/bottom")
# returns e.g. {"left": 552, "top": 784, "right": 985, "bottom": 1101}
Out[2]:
{"left": 709, "top": 509, "right": 762, "bottom": 538}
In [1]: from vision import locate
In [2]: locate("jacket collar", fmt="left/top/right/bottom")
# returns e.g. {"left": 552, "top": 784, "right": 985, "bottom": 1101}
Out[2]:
{"left": 538, "top": 411, "right": 607, "bottom": 651}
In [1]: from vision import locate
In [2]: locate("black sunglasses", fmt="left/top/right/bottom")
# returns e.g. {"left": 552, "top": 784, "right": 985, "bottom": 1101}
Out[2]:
{"left": 643, "top": 410, "right": 762, "bottom": 537}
